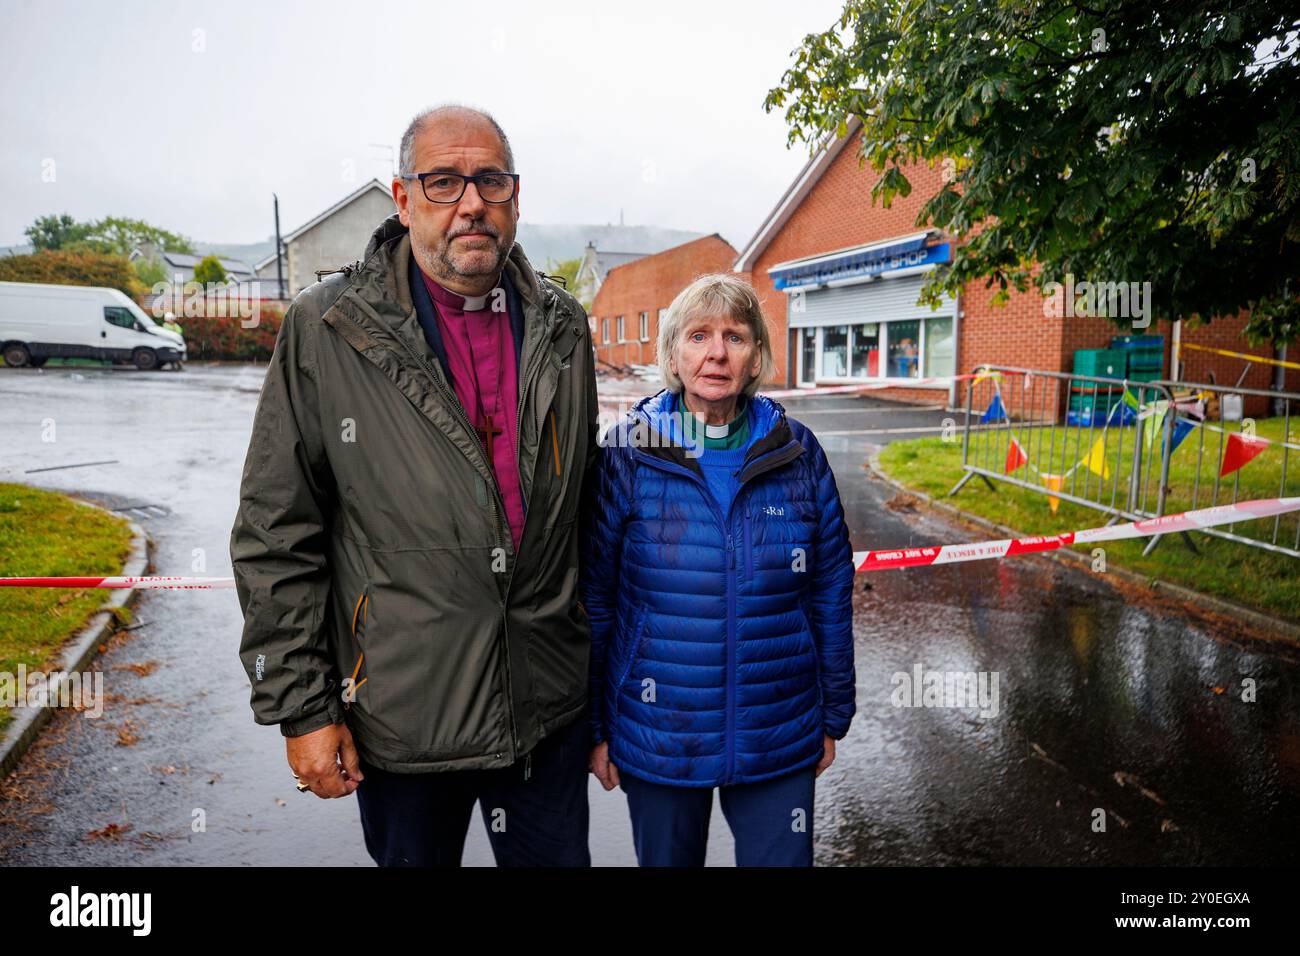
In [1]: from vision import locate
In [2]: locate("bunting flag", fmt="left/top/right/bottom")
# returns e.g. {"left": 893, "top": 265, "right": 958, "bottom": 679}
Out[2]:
{"left": 1138, "top": 399, "right": 1170, "bottom": 454}
{"left": 1220, "top": 432, "right": 1269, "bottom": 477}
{"left": 1041, "top": 473, "right": 1064, "bottom": 513}
{"left": 1166, "top": 417, "right": 1198, "bottom": 459}
{"left": 1084, "top": 436, "right": 1111, "bottom": 481}
{"left": 1005, "top": 436, "right": 1029, "bottom": 474}
{"left": 981, "top": 392, "right": 1007, "bottom": 424}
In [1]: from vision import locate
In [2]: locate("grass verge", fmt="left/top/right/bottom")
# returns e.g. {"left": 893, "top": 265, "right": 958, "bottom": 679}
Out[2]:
{"left": 878, "top": 424, "right": 1300, "bottom": 623}
{"left": 0, "top": 483, "right": 134, "bottom": 731}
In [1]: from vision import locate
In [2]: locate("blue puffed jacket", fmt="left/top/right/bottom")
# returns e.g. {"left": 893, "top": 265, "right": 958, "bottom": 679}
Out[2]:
{"left": 580, "top": 387, "right": 856, "bottom": 788}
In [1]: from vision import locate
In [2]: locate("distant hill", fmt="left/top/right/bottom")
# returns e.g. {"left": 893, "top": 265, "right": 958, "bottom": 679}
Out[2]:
{"left": 193, "top": 240, "right": 276, "bottom": 267}
{"left": 7, "top": 223, "right": 706, "bottom": 272}
{"left": 223, "top": 223, "right": 705, "bottom": 271}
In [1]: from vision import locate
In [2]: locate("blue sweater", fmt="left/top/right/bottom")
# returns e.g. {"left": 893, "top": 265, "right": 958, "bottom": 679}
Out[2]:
{"left": 697, "top": 445, "right": 748, "bottom": 518}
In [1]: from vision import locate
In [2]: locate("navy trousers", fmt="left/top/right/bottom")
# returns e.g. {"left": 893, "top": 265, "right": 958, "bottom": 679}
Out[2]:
{"left": 620, "top": 768, "right": 816, "bottom": 867}
{"left": 355, "top": 714, "right": 591, "bottom": 867}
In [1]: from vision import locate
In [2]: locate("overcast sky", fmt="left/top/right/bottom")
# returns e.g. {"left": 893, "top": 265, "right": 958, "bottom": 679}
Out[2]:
{"left": 0, "top": 0, "right": 847, "bottom": 253}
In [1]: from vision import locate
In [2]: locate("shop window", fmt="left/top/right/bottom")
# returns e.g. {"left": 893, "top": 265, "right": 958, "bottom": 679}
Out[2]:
{"left": 924, "top": 316, "right": 955, "bottom": 377}
{"left": 851, "top": 323, "right": 880, "bottom": 378}
{"left": 886, "top": 320, "right": 920, "bottom": 378}
{"left": 820, "top": 325, "right": 849, "bottom": 378}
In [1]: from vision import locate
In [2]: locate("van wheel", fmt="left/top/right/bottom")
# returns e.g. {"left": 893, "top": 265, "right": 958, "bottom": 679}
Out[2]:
{"left": 132, "top": 348, "right": 159, "bottom": 371}
{"left": 3, "top": 343, "right": 31, "bottom": 368}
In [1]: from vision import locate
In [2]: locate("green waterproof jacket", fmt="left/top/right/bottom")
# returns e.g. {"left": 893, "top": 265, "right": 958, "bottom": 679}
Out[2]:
{"left": 230, "top": 213, "right": 599, "bottom": 772}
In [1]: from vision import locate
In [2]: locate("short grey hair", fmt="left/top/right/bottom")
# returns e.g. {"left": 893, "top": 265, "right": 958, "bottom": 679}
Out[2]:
{"left": 398, "top": 104, "right": 515, "bottom": 175}
{"left": 658, "top": 273, "right": 775, "bottom": 398}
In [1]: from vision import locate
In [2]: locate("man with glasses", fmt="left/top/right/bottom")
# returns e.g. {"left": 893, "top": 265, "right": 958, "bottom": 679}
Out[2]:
{"left": 231, "top": 104, "right": 599, "bottom": 866}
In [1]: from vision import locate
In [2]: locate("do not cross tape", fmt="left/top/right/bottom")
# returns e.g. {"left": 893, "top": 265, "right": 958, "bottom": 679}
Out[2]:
{"left": 1, "top": 498, "right": 1297, "bottom": 588}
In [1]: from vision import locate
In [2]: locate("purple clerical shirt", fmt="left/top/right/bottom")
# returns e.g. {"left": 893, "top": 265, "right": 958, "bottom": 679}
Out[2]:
{"left": 420, "top": 270, "right": 525, "bottom": 552}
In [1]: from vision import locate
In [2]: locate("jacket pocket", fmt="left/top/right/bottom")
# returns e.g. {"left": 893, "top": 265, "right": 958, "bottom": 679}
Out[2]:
{"left": 343, "top": 585, "right": 370, "bottom": 711}
{"left": 611, "top": 602, "right": 650, "bottom": 723}
{"left": 798, "top": 595, "right": 822, "bottom": 712}
{"left": 743, "top": 506, "right": 754, "bottom": 582}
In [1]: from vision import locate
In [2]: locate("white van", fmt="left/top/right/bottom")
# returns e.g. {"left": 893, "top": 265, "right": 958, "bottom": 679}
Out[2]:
{"left": 0, "top": 281, "right": 187, "bottom": 370}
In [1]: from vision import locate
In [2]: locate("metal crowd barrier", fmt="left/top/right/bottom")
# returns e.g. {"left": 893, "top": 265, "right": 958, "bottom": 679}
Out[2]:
{"left": 947, "top": 365, "right": 1300, "bottom": 559}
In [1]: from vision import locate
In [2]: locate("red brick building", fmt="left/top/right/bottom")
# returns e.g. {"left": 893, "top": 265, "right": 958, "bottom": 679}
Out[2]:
{"left": 732, "top": 116, "right": 1291, "bottom": 415}
{"left": 590, "top": 234, "right": 738, "bottom": 368}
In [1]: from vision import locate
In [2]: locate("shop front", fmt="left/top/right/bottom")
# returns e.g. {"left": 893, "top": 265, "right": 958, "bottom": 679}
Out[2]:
{"left": 771, "top": 233, "right": 958, "bottom": 393}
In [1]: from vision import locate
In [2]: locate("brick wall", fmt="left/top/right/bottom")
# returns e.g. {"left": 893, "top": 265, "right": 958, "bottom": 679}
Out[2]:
{"left": 750, "top": 134, "right": 950, "bottom": 389}
{"left": 744, "top": 136, "right": 1289, "bottom": 417}
{"left": 590, "top": 234, "right": 738, "bottom": 367}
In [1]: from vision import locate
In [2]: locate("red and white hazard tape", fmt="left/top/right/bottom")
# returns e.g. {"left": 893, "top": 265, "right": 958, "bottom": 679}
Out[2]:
{"left": 2, "top": 497, "right": 1297, "bottom": 589}
{"left": 852, "top": 496, "right": 1300, "bottom": 571}
{"left": 0, "top": 575, "right": 235, "bottom": 590}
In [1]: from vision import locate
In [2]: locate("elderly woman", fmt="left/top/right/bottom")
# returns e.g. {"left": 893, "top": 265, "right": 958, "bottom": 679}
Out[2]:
{"left": 581, "top": 273, "right": 856, "bottom": 867}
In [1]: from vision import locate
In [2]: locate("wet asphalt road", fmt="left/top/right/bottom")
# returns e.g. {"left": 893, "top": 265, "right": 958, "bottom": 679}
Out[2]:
{"left": 0, "top": 364, "right": 1296, "bottom": 866}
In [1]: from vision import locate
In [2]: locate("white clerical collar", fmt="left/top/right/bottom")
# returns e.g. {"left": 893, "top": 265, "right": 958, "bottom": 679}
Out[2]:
{"left": 462, "top": 292, "right": 489, "bottom": 311}
{"left": 704, "top": 421, "right": 730, "bottom": 439}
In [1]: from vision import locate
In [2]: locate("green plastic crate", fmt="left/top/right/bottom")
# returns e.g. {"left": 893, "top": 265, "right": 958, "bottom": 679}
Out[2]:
{"left": 1069, "top": 391, "right": 1122, "bottom": 410}
{"left": 1072, "top": 349, "right": 1126, "bottom": 379}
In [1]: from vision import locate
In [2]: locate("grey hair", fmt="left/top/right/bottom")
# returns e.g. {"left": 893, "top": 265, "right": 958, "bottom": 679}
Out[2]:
{"left": 657, "top": 273, "right": 775, "bottom": 398}
{"left": 398, "top": 103, "right": 515, "bottom": 175}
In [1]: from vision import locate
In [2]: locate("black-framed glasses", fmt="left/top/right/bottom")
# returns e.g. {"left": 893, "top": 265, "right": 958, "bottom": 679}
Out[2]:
{"left": 398, "top": 171, "right": 519, "bottom": 204}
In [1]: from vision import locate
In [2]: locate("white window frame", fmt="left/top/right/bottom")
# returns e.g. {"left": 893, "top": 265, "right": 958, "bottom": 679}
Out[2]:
{"left": 639, "top": 311, "right": 649, "bottom": 342}
{"left": 602, "top": 318, "right": 609, "bottom": 344}
{"left": 616, "top": 315, "right": 625, "bottom": 343}
{"left": 802, "top": 315, "right": 952, "bottom": 384}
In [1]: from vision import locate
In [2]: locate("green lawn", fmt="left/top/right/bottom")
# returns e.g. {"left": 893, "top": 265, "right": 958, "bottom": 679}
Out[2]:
{"left": 879, "top": 417, "right": 1300, "bottom": 622}
{"left": 0, "top": 484, "right": 134, "bottom": 730}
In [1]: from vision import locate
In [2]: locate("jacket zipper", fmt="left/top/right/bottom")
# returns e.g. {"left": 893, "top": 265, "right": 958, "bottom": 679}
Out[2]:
{"left": 628, "top": 436, "right": 803, "bottom": 786}
{"left": 344, "top": 286, "right": 556, "bottom": 766}
{"left": 498, "top": 298, "right": 553, "bottom": 766}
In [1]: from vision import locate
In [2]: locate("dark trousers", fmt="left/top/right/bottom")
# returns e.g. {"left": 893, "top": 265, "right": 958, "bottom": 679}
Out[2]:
{"left": 620, "top": 768, "right": 816, "bottom": 867}
{"left": 355, "top": 715, "right": 591, "bottom": 867}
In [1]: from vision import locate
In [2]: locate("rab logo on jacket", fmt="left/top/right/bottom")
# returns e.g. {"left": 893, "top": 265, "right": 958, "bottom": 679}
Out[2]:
{"left": 763, "top": 505, "right": 785, "bottom": 516}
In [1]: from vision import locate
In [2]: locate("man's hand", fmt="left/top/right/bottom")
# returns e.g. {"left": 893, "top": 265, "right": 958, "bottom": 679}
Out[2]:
{"left": 286, "top": 721, "right": 365, "bottom": 798}
{"left": 815, "top": 734, "right": 836, "bottom": 778}
{"left": 588, "top": 741, "right": 620, "bottom": 791}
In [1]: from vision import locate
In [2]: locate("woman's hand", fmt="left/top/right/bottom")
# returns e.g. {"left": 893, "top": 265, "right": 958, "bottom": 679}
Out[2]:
{"left": 589, "top": 741, "right": 621, "bottom": 791}
{"left": 814, "top": 734, "right": 836, "bottom": 778}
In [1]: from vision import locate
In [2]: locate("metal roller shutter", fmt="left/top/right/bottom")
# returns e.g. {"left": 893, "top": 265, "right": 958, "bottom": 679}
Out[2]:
{"left": 788, "top": 274, "right": 955, "bottom": 328}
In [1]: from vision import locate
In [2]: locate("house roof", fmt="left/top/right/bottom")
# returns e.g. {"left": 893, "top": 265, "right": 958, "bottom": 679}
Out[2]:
{"left": 585, "top": 250, "right": 646, "bottom": 281}
{"left": 254, "top": 178, "right": 392, "bottom": 269}
{"left": 159, "top": 251, "right": 254, "bottom": 274}
{"left": 733, "top": 115, "right": 864, "bottom": 273}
